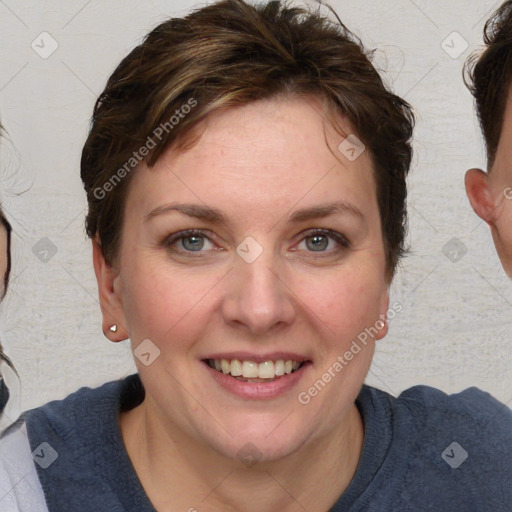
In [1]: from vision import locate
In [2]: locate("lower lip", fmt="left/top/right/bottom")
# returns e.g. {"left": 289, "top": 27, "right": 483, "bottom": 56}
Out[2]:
{"left": 203, "top": 362, "right": 311, "bottom": 400}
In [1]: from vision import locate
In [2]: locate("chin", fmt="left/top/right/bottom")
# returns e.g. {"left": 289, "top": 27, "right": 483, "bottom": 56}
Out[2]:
{"left": 204, "top": 417, "right": 309, "bottom": 465}
{"left": 219, "top": 437, "right": 303, "bottom": 466}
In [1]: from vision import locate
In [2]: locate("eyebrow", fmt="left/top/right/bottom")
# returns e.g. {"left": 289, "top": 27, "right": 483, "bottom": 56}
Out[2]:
{"left": 145, "top": 200, "right": 364, "bottom": 224}
{"left": 287, "top": 201, "right": 364, "bottom": 223}
{"left": 145, "top": 203, "right": 225, "bottom": 223}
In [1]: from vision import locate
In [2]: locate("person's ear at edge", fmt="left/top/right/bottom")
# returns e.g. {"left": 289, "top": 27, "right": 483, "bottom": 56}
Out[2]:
{"left": 92, "top": 237, "right": 129, "bottom": 342}
{"left": 465, "top": 168, "right": 497, "bottom": 225}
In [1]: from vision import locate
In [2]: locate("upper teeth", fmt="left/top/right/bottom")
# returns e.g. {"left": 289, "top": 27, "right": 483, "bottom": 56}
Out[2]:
{"left": 211, "top": 359, "right": 301, "bottom": 378}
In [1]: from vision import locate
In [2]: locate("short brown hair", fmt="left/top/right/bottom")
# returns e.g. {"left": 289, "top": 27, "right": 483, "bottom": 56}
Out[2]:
{"left": 81, "top": 0, "right": 414, "bottom": 277}
{"left": 465, "top": 0, "right": 512, "bottom": 168}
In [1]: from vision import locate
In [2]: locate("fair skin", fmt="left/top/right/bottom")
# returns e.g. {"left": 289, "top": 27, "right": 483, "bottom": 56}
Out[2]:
{"left": 94, "top": 96, "right": 390, "bottom": 512}
{"left": 466, "top": 86, "right": 512, "bottom": 276}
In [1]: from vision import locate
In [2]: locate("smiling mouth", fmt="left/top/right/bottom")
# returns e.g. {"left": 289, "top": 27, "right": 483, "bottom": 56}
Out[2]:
{"left": 204, "top": 358, "right": 309, "bottom": 383}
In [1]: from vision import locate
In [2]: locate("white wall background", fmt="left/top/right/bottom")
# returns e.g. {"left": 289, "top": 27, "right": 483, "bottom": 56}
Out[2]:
{"left": 0, "top": 0, "right": 510, "bottom": 417}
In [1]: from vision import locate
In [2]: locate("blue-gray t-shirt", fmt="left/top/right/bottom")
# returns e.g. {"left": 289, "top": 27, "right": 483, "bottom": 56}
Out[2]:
{"left": 21, "top": 374, "right": 512, "bottom": 511}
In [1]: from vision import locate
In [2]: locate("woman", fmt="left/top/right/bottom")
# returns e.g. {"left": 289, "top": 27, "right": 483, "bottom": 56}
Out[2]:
{"left": 0, "top": 208, "right": 13, "bottom": 417}
{"left": 0, "top": 143, "right": 46, "bottom": 510}
{"left": 2, "top": 1, "right": 511, "bottom": 511}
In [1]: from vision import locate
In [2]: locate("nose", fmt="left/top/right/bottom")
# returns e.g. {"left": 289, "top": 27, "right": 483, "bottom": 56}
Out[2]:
{"left": 221, "top": 248, "right": 296, "bottom": 336}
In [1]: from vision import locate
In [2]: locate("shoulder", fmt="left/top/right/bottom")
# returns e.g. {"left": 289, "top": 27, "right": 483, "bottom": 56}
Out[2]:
{"left": 359, "top": 384, "right": 512, "bottom": 465}
{"left": 394, "top": 385, "right": 512, "bottom": 440}
{"left": 356, "top": 385, "right": 512, "bottom": 510}
{"left": 18, "top": 375, "right": 145, "bottom": 511}
{"left": 21, "top": 375, "right": 143, "bottom": 466}
{"left": 361, "top": 383, "right": 512, "bottom": 427}
{"left": 0, "top": 421, "right": 48, "bottom": 511}
{"left": 23, "top": 374, "right": 143, "bottom": 438}
{"left": 388, "top": 385, "right": 512, "bottom": 465}
{"left": 395, "top": 386, "right": 511, "bottom": 507}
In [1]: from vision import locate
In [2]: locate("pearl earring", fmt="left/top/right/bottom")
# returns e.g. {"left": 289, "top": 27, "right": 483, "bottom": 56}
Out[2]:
{"left": 109, "top": 324, "right": 117, "bottom": 333}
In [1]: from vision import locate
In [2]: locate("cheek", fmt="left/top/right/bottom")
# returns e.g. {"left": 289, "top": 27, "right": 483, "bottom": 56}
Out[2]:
{"left": 496, "top": 203, "right": 512, "bottom": 243}
{"left": 120, "top": 250, "right": 387, "bottom": 351}
{"left": 120, "top": 259, "right": 221, "bottom": 342}
{"left": 292, "top": 265, "right": 386, "bottom": 341}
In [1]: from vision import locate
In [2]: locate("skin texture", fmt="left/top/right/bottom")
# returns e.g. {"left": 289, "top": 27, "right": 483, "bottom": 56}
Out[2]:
{"left": 94, "top": 96, "right": 390, "bottom": 511}
{"left": 466, "top": 86, "right": 512, "bottom": 277}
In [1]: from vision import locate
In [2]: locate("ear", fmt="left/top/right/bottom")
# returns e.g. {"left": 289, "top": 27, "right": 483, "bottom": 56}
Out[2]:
{"left": 375, "top": 289, "right": 390, "bottom": 341}
{"left": 465, "top": 168, "right": 496, "bottom": 225}
{"left": 92, "top": 238, "right": 128, "bottom": 342}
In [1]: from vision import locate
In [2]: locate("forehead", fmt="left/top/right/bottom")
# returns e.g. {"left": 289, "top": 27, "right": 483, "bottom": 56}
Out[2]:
{"left": 128, "top": 96, "right": 378, "bottom": 220}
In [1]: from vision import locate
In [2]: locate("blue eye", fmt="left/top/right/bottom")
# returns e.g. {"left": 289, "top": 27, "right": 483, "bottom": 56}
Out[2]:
{"left": 163, "top": 228, "right": 349, "bottom": 258}
{"left": 305, "top": 234, "right": 329, "bottom": 251}
{"left": 298, "top": 229, "right": 350, "bottom": 254}
{"left": 165, "top": 229, "right": 215, "bottom": 254}
{"left": 181, "top": 234, "right": 206, "bottom": 251}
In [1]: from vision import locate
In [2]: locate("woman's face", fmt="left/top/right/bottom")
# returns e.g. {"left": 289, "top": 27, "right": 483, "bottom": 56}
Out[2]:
{"left": 101, "top": 96, "right": 389, "bottom": 461}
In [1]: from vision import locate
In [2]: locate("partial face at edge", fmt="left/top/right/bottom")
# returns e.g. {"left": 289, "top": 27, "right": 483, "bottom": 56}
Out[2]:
{"left": 0, "top": 222, "right": 8, "bottom": 299}
{"left": 97, "top": 95, "right": 390, "bottom": 461}
{"left": 466, "top": 86, "right": 512, "bottom": 277}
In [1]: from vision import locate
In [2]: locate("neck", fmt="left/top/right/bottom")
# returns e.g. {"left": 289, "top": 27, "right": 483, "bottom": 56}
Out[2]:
{"left": 120, "top": 398, "right": 364, "bottom": 512}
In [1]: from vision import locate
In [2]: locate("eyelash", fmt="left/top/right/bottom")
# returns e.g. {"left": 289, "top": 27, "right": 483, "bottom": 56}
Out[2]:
{"left": 296, "top": 228, "right": 351, "bottom": 254}
{"left": 163, "top": 228, "right": 350, "bottom": 257}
